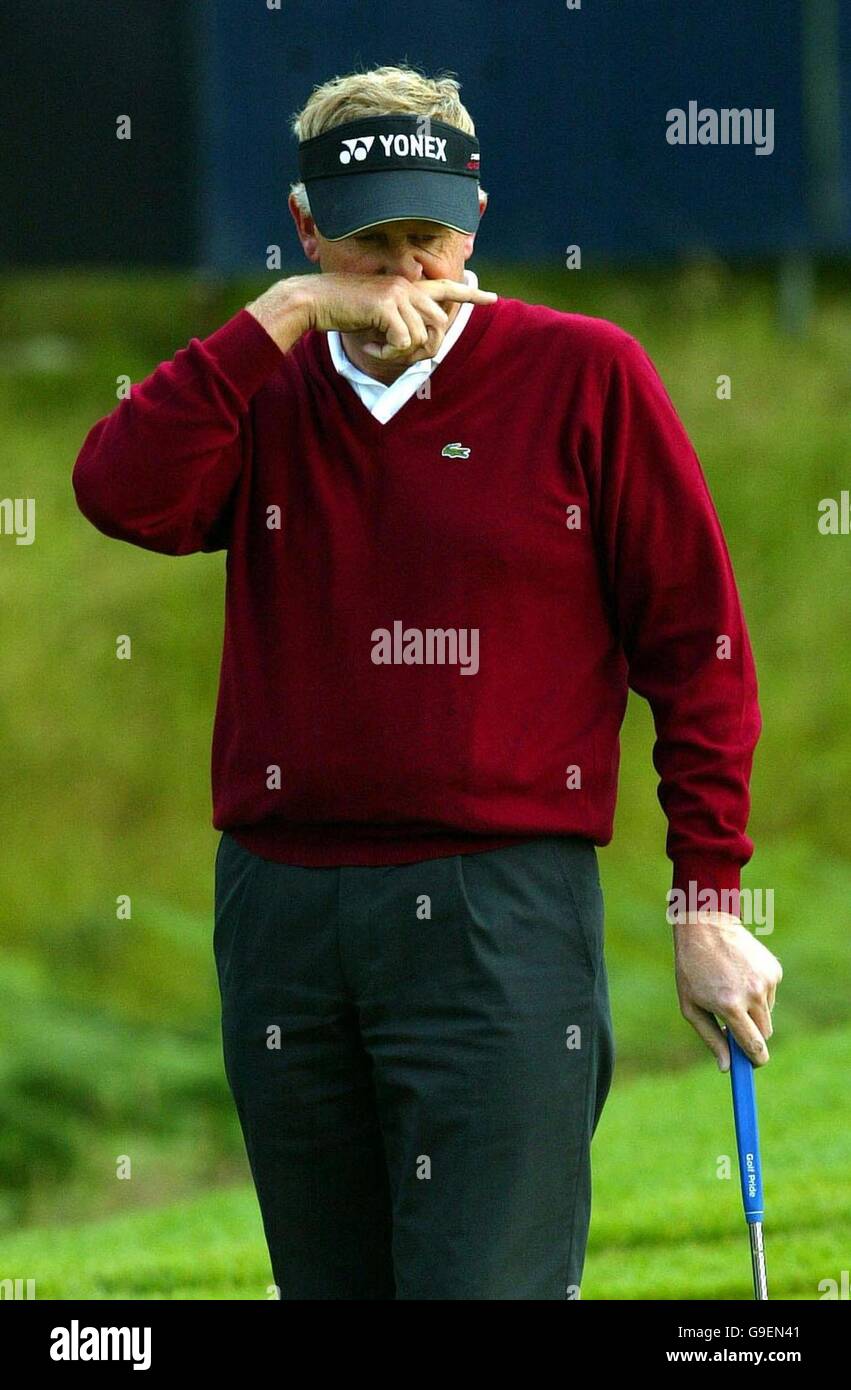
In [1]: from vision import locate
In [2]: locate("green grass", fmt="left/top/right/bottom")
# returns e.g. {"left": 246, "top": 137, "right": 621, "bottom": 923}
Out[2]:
{"left": 587, "top": 1024, "right": 851, "bottom": 1300}
{"left": 0, "top": 1024, "right": 845, "bottom": 1300}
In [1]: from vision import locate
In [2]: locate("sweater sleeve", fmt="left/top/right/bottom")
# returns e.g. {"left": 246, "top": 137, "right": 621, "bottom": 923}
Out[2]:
{"left": 72, "top": 308, "right": 286, "bottom": 555}
{"left": 589, "top": 330, "right": 761, "bottom": 907}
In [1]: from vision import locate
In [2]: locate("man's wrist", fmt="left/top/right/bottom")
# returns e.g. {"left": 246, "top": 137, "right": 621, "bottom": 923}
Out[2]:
{"left": 668, "top": 862, "right": 742, "bottom": 925}
{"left": 245, "top": 279, "right": 315, "bottom": 352}
{"left": 671, "top": 910, "right": 743, "bottom": 929}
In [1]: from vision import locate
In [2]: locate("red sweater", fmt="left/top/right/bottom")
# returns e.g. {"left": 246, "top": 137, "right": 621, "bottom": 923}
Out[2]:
{"left": 72, "top": 295, "right": 761, "bottom": 896}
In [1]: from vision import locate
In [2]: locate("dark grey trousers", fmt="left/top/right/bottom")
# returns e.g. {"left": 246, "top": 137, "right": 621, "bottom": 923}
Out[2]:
{"left": 214, "top": 831, "right": 615, "bottom": 1300}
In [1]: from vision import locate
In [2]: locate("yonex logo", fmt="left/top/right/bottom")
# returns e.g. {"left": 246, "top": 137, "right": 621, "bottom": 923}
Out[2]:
{"left": 339, "top": 133, "right": 448, "bottom": 163}
{"left": 339, "top": 136, "right": 375, "bottom": 164}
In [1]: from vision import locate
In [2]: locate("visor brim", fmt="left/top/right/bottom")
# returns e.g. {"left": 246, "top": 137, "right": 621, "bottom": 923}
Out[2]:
{"left": 304, "top": 170, "right": 481, "bottom": 241}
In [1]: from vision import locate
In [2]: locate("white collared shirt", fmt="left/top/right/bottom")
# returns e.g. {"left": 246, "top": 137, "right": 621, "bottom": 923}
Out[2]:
{"left": 327, "top": 268, "right": 479, "bottom": 424}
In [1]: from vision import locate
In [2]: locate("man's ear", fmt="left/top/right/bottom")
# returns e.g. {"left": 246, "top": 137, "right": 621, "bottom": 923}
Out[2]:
{"left": 288, "top": 193, "right": 322, "bottom": 265}
{"left": 461, "top": 194, "right": 488, "bottom": 261}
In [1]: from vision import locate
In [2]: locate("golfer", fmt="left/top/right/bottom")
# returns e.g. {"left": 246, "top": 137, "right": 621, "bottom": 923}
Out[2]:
{"left": 73, "top": 64, "right": 782, "bottom": 1300}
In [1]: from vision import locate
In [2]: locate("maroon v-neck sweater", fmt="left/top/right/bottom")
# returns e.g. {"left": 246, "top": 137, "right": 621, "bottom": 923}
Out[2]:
{"left": 73, "top": 294, "right": 761, "bottom": 898}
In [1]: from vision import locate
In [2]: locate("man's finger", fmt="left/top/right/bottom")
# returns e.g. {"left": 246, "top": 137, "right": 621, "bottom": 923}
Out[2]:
{"left": 396, "top": 299, "right": 430, "bottom": 351}
{"left": 749, "top": 999, "right": 773, "bottom": 1041}
{"left": 366, "top": 296, "right": 450, "bottom": 364}
{"left": 681, "top": 1003, "right": 729, "bottom": 1069}
{"left": 407, "top": 297, "right": 449, "bottom": 360}
{"left": 380, "top": 303, "right": 415, "bottom": 351}
{"left": 419, "top": 279, "right": 498, "bottom": 304}
{"left": 721, "top": 1010, "right": 770, "bottom": 1067}
{"left": 411, "top": 294, "right": 450, "bottom": 334}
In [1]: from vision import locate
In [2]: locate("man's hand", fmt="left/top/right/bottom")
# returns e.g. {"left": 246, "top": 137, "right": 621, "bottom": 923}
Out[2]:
{"left": 672, "top": 912, "right": 783, "bottom": 1071}
{"left": 246, "top": 273, "right": 497, "bottom": 362}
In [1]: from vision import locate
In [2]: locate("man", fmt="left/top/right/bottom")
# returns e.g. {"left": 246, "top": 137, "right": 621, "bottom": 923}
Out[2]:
{"left": 73, "top": 64, "right": 781, "bottom": 1300}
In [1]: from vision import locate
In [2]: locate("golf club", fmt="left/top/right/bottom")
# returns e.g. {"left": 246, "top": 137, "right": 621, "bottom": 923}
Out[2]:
{"left": 727, "top": 1026, "right": 768, "bottom": 1299}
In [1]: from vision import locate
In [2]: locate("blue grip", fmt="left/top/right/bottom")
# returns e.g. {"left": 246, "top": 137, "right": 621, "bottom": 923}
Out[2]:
{"left": 728, "top": 1029, "right": 765, "bottom": 1223}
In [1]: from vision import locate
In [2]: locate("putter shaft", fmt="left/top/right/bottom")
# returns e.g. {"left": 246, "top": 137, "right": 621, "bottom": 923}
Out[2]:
{"left": 728, "top": 1029, "right": 768, "bottom": 1299}
{"left": 748, "top": 1221, "right": 769, "bottom": 1300}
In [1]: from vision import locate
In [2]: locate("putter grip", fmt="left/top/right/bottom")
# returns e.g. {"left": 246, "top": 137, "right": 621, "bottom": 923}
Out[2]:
{"left": 728, "top": 1029, "right": 765, "bottom": 1223}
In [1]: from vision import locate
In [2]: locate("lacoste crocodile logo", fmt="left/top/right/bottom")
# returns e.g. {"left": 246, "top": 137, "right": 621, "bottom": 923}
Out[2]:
{"left": 441, "top": 442, "right": 471, "bottom": 459}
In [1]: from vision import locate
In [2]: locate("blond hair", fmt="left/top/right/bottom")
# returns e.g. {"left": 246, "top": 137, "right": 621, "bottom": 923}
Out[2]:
{"left": 289, "top": 63, "right": 486, "bottom": 219}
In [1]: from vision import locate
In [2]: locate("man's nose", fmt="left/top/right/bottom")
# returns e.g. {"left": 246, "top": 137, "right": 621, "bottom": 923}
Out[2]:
{"left": 377, "top": 251, "right": 424, "bottom": 280}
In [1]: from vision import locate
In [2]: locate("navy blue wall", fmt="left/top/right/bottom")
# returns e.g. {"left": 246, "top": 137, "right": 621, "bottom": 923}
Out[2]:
{"left": 199, "top": 0, "right": 850, "bottom": 272}
{"left": 0, "top": 1, "right": 198, "bottom": 267}
{"left": 2, "top": 0, "right": 849, "bottom": 270}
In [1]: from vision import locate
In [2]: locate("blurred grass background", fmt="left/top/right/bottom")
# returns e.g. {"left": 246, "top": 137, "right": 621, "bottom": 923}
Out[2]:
{"left": 1, "top": 261, "right": 849, "bottom": 1296}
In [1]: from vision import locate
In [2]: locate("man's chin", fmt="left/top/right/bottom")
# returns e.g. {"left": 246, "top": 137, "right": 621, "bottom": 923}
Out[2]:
{"left": 357, "top": 336, "right": 419, "bottom": 364}
{"left": 345, "top": 328, "right": 382, "bottom": 352}
{"left": 343, "top": 328, "right": 433, "bottom": 373}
